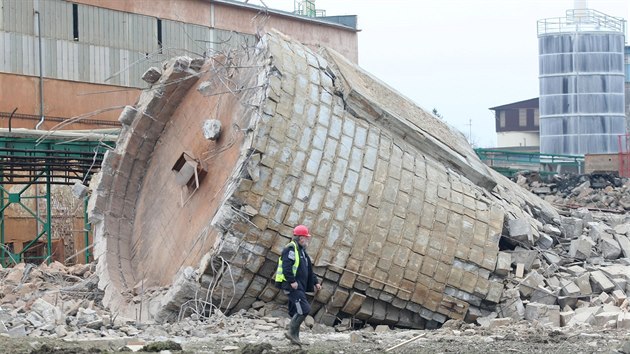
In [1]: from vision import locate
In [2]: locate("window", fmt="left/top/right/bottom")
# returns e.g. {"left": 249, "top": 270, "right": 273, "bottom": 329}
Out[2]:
{"left": 534, "top": 109, "right": 540, "bottom": 127}
{"left": 72, "top": 4, "right": 79, "bottom": 41}
{"left": 519, "top": 109, "right": 527, "bottom": 127}
{"left": 157, "top": 19, "right": 163, "bottom": 54}
{"left": 499, "top": 111, "right": 506, "bottom": 128}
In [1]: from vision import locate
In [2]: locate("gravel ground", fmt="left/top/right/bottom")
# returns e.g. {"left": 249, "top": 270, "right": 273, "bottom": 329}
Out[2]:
{"left": 2, "top": 322, "right": 629, "bottom": 354}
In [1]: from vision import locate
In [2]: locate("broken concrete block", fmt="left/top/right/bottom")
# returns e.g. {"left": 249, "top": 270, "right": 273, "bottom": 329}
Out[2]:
{"left": 488, "top": 317, "right": 512, "bottom": 328}
{"left": 495, "top": 252, "right": 511, "bottom": 276}
{"left": 71, "top": 181, "right": 88, "bottom": 199}
{"left": 565, "top": 265, "right": 587, "bottom": 276}
{"left": 618, "top": 312, "right": 630, "bottom": 329}
{"left": 573, "top": 207, "right": 593, "bottom": 223}
{"left": 541, "top": 250, "right": 562, "bottom": 265}
{"left": 508, "top": 219, "right": 533, "bottom": 243}
{"left": 524, "top": 303, "right": 560, "bottom": 327}
{"left": 519, "top": 271, "right": 545, "bottom": 298}
{"left": 590, "top": 270, "right": 615, "bottom": 293}
{"left": 611, "top": 290, "right": 627, "bottom": 306}
{"left": 202, "top": 119, "right": 222, "bottom": 140}
{"left": 575, "top": 273, "right": 593, "bottom": 295}
{"left": 588, "top": 222, "right": 611, "bottom": 242}
{"left": 600, "top": 234, "right": 622, "bottom": 260}
{"left": 118, "top": 105, "right": 137, "bottom": 126}
{"left": 530, "top": 287, "right": 558, "bottom": 305}
{"left": 569, "top": 236, "right": 593, "bottom": 260}
{"left": 613, "top": 223, "right": 630, "bottom": 235}
{"left": 614, "top": 234, "right": 630, "bottom": 258}
{"left": 557, "top": 296, "right": 577, "bottom": 309}
{"left": 561, "top": 217, "right": 584, "bottom": 239}
{"left": 498, "top": 289, "right": 525, "bottom": 320}
{"left": 560, "top": 310, "right": 575, "bottom": 327}
{"left": 142, "top": 67, "right": 162, "bottom": 84}
{"left": 515, "top": 263, "right": 525, "bottom": 278}
{"left": 511, "top": 248, "right": 538, "bottom": 270}
{"left": 594, "top": 311, "right": 621, "bottom": 327}
{"left": 567, "top": 306, "right": 599, "bottom": 326}
{"left": 476, "top": 312, "right": 497, "bottom": 328}
{"left": 543, "top": 224, "right": 562, "bottom": 237}
{"left": 560, "top": 280, "right": 581, "bottom": 297}
{"left": 536, "top": 233, "right": 554, "bottom": 249}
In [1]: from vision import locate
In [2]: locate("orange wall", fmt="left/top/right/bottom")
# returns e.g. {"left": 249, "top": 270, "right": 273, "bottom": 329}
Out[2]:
{"left": 0, "top": 73, "right": 140, "bottom": 129}
{"left": 71, "top": 0, "right": 358, "bottom": 63}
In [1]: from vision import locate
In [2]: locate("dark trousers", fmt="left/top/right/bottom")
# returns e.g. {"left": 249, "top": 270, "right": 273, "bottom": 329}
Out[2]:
{"left": 286, "top": 289, "right": 311, "bottom": 317}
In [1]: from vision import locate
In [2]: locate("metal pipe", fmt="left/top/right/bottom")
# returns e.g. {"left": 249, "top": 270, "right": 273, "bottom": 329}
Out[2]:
{"left": 8, "top": 108, "right": 17, "bottom": 132}
{"left": 34, "top": 10, "right": 45, "bottom": 130}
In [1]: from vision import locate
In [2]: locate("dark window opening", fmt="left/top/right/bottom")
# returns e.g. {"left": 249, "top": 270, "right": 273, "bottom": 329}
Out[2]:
{"left": 157, "top": 18, "right": 163, "bottom": 54}
{"left": 72, "top": 4, "right": 79, "bottom": 41}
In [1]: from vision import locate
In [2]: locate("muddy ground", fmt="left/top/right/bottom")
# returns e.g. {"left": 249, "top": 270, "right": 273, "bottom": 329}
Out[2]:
{"left": 2, "top": 324, "right": 629, "bottom": 354}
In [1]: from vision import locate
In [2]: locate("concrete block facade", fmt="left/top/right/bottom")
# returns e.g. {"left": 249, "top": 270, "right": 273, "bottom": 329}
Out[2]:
{"left": 90, "top": 31, "right": 560, "bottom": 326}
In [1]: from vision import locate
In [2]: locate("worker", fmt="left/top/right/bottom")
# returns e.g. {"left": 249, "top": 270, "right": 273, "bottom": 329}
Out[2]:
{"left": 275, "top": 224, "right": 321, "bottom": 346}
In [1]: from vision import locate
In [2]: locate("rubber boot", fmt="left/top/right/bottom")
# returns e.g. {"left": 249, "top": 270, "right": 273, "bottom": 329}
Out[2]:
{"left": 294, "top": 315, "right": 308, "bottom": 345}
{"left": 284, "top": 315, "right": 302, "bottom": 346}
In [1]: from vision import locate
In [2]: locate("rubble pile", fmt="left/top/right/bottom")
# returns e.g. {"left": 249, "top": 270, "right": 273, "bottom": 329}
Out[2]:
{"left": 487, "top": 201, "right": 630, "bottom": 330}
{"left": 515, "top": 172, "right": 630, "bottom": 212}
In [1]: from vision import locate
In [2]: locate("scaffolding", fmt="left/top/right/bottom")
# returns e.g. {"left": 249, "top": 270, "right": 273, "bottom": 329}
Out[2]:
{"left": 0, "top": 128, "right": 117, "bottom": 267}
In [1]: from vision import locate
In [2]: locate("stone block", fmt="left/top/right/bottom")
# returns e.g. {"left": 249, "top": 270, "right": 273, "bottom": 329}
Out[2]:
{"left": 495, "top": 252, "right": 511, "bottom": 276}
{"left": 618, "top": 312, "right": 630, "bottom": 329}
{"left": 611, "top": 290, "right": 627, "bottom": 306}
{"left": 590, "top": 270, "right": 615, "bottom": 293}
{"left": 508, "top": 219, "right": 533, "bottom": 244}
{"left": 141, "top": 67, "right": 162, "bottom": 84}
{"left": 561, "top": 217, "right": 584, "bottom": 239}
{"left": 575, "top": 273, "right": 593, "bottom": 295}
{"left": 530, "top": 287, "right": 558, "bottom": 305}
{"left": 524, "top": 303, "right": 560, "bottom": 327}
{"left": 560, "top": 280, "right": 581, "bottom": 297}
{"left": 569, "top": 236, "right": 593, "bottom": 260}
{"left": 488, "top": 317, "right": 512, "bottom": 328}
{"left": 613, "top": 223, "right": 630, "bottom": 235}
{"left": 498, "top": 289, "right": 525, "bottom": 320}
{"left": 519, "top": 271, "right": 545, "bottom": 298}
{"left": 510, "top": 248, "right": 537, "bottom": 270}
{"left": 536, "top": 233, "right": 554, "bottom": 249}
{"left": 543, "top": 224, "right": 562, "bottom": 237}
{"left": 593, "top": 311, "right": 621, "bottom": 327}
{"left": 560, "top": 310, "right": 574, "bottom": 327}
{"left": 341, "top": 291, "right": 366, "bottom": 315}
{"left": 614, "top": 234, "right": 630, "bottom": 258}
{"left": 599, "top": 235, "right": 621, "bottom": 260}
{"left": 588, "top": 222, "right": 611, "bottom": 242}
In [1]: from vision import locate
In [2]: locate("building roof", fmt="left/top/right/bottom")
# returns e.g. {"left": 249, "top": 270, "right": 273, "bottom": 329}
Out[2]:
{"left": 211, "top": 0, "right": 360, "bottom": 32}
{"left": 489, "top": 98, "right": 539, "bottom": 111}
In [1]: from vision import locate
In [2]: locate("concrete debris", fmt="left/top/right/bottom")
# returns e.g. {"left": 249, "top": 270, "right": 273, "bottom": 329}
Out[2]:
{"left": 141, "top": 67, "right": 162, "bottom": 84}
{"left": 202, "top": 119, "right": 222, "bottom": 140}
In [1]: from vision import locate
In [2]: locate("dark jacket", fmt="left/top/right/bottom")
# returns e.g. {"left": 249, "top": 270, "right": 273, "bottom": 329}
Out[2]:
{"left": 280, "top": 238, "right": 318, "bottom": 292}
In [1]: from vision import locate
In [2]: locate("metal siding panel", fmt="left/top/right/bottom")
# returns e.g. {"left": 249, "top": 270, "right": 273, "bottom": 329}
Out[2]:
{"left": 78, "top": 5, "right": 87, "bottom": 44}
{"left": 0, "top": 0, "right": 4, "bottom": 31}
{"left": 76, "top": 42, "right": 85, "bottom": 82}
{"left": 45, "top": 38, "right": 56, "bottom": 78}
{"left": 74, "top": 42, "right": 79, "bottom": 80}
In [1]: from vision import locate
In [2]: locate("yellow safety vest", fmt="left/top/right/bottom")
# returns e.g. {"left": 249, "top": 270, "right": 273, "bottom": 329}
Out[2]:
{"left": 275, "top": 241, "right": 299, "bottom": 283}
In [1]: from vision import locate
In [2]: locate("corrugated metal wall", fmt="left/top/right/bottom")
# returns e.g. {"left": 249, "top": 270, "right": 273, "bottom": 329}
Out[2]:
{"left": 0, "top": 0, "right": 257, "bottom": 88}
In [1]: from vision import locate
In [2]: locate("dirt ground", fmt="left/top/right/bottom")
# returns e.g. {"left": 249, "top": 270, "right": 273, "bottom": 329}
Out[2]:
{"left": 1, "top": 325, "right": 629, "bottom": 354}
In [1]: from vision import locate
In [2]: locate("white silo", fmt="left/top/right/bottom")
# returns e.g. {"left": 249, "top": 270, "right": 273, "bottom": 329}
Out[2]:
{"left": 538, "top": 8, "right": 626, "bottom": 155}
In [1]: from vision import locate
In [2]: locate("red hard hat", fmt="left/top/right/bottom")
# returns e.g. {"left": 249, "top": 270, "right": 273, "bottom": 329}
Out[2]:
{"left": 293, "top": 225, "right": 310, "bottom": 237}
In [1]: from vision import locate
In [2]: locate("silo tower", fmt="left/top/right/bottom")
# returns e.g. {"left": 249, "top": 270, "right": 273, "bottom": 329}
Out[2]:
{"left": 537, "top": 6, "right": 626, "bottom": 155}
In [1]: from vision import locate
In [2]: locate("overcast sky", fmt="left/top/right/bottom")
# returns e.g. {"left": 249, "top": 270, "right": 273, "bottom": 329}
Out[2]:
{"left": 248, "top": 0, "right": 630, "bottom": 148}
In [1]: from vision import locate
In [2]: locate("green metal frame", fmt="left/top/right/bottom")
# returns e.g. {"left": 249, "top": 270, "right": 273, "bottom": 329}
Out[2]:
{"left": 0, "top": 136, "right": 110, "bottom": 267}
{"left": 475, "top": 148, "right": 584, "bottom": 177}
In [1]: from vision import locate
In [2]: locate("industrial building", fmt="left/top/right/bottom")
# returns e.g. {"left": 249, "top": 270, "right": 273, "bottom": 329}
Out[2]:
{"left": 0, "top": 0, "right": 358, "bottom": 266}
